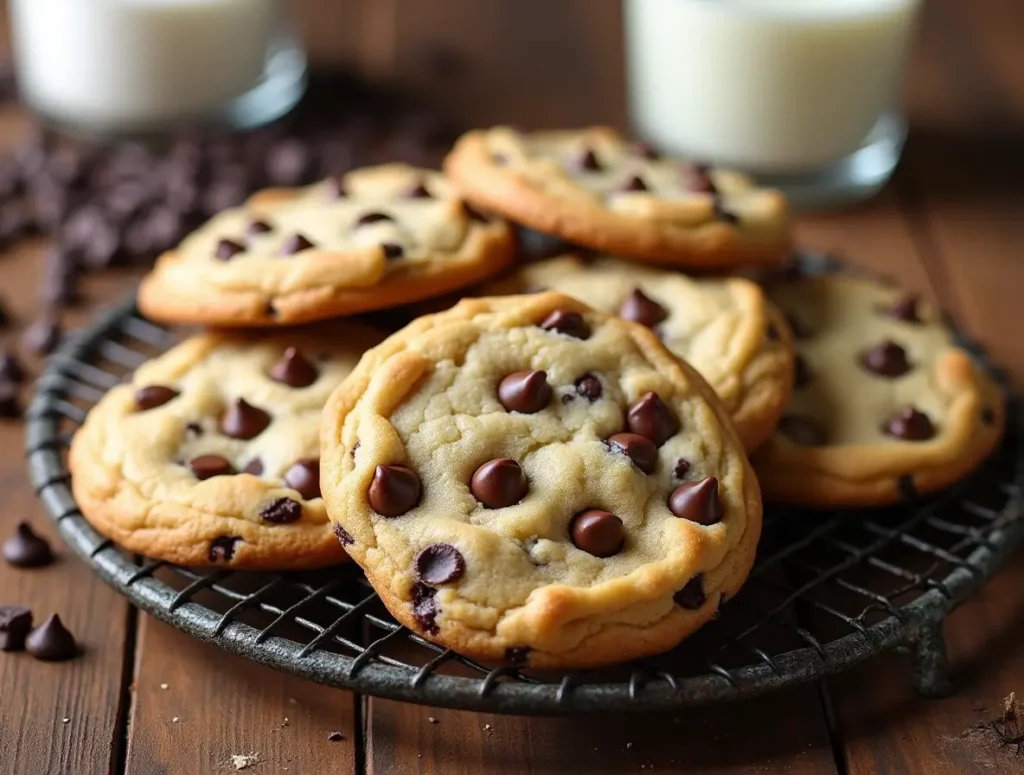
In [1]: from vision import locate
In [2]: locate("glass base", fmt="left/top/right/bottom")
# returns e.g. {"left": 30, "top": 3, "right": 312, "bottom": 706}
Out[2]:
{"left": 754, "top": 113, "right": 908, "bottom": 211}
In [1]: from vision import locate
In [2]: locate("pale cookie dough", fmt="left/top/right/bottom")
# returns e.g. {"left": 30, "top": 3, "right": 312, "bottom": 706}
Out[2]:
{"left": 753, "top": 274, "right": 1005, "bottom": 507}
{"left": 138, "top": 163, "right": 515, "bottom": 327}
{"left": 70, "top": 326, "right": 384, "bottom": 568}
{"left": 482, "top": 255, "right": 795, "bottom": 451}
{"left": 320, "top": 292, "right": 762, "bottom": 669}
{"left": 444, "top": 126, "right": 790, "bottom": 268}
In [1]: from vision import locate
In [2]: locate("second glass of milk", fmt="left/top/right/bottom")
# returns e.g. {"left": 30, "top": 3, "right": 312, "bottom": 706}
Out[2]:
{"left": 624, "top": 0, "right": 923, "bottom": 208}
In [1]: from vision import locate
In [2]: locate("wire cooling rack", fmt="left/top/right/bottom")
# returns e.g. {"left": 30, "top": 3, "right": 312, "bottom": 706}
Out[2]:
{"left": 25, "top": 281, "right": 1024, "bottom": 715}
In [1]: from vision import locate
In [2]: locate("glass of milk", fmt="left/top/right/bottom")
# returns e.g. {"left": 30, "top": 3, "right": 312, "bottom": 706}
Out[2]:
{"left": 624, "top": 0, "right": 923, "bottom": 208}
{"left": 9, "top": 0, "right": 307, "bottom": 135}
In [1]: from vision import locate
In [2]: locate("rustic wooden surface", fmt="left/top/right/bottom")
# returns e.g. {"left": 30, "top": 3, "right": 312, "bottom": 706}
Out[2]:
{"left": 1, "top": 1, "right": 1023, "bottom": 773}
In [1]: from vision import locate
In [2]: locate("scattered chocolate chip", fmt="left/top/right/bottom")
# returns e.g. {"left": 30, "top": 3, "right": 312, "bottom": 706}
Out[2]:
{"left": 573, "top": 147, "right": 602, "bottom": 172}
{"left": 626, "top": 392, "right": 680, "bottom": 447}
{"left": 778, "top": 415, "right": 827, "bottom": 446}
{"left": 333, "top": 523, "right": 355, "bottom": 546}
{"left": 241, "top": 458, "right": 264, "bottom": 476}
{"left": 215, "top": 238, "right": 245, "bottom": 261}
{"left": 461, "top": 201, "right": 490, "bottom": 223}
{"left": 189, "top": 455, "right": 235, "bottom": 480}
{"left": 470, "top": 458, "right": 528, "bottom": 509}
{"left": 269, "top": 347, "right": 318, "bottom": 387}
{"left": 669, "top": 477, "right": 723, "bottom": 525}
{"left": 606, "top": 432, "right": 658, "bottom": 474}
{"left": 135, "top": 385, "right": 179, "bottom": 411}
{"left": 185, "top": 422, "right": 203, "bottom": 437}
{"left": 673, "top": 459, "right": 692, "bottom": 479}
{"left": 886, "top": 294, "right": 921, "bottom": 323}
{"left": 0, "top": 349, "right": 26, "bottom": 383}
{"left": 3, "top": 522, "right": 54, "bottom": 568}
{"left": 673, "top": 575, "right": 706, "bottom": 609}
{"left": 897, "top": 475, "right": 919, "bottom": 500}
{"left": 25, "top": 614, "right": 78, "bottom": 661}
{"left": 505, "top": 646, "right": 530, "bottom": 666}
{"left": 498, "top": 370, "right": 551, "bottom": 414}
{"left": 355, "top": 211, "right": 393, "bottom": 227}
{"left": 414, "top": 543, "right": 466, "bottom": 585}
{"left": 411, "top": 582, "right": 439, "bottom": 634}
{"left": 539, "top": 309, "right": 590, "bottom": 339}
{"left": 0, "top": 382, "right": 20, "bottom": 420}
{"left": 284, "top": 459, "right": 321, "bottom": 500}
{"left": 619, "top": 174, "right": 648, "bottom": 192}
{"left": 402, "top": 180, "right": 432, "bottom": 199}
{"left": 220, "top": 398, "right": 271, "bottom": 440}
{"left": 381, "top": 242, "right": 404, "bottom": 259}
{"left": 260, "top": 497, "right": 303, "bottom": 524}
{"left": 860, "top": 340, "right": 911, "bottom": 377}
{"left": 619, "top": 288, "right": 668, "bottom": 328}
{"left": 368, "top": 464, "right": 422, "bottom": 517}
{"left": 631, "top": 141, "right": 659, "bottom": 160}
{"left": 574, "top": 373, "right": 602, "bottom": 401}
{"left": 0, "top": 605, "right": 32, "bottom": 652}
{"left": 682, "top": 163, "right": 716, "bottom": 194}
{"left": 570, "top": 509, "right": 625, "bottom": 557}
{"left": 281, "top": 233, "right": 315, "bottom": 255}
{"left": 247, "top": 219, "right": 273, "bottom": 236}
{"left": 982, "top": 407, "right": 996, "bottom": 426}
{"left": 23, "top": 316, "right": 61, "bottom": 355}
{"left": 883, "top": 406, "right": 935, "bottom": 441}
{"left": 794, "top": 354, "right": 812, "bottom": 389}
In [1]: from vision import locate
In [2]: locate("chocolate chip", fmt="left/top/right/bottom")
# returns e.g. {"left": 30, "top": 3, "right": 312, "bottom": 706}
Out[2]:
{"left": 3, "top": 522, "right": 54, "bottom": 568}
{"left": 626, "top": 392, "right": 680, "bottom": 447}
{"left": 897, "top": 475, "right": 919, "bottom": 500}
{"left": 368, "top": 464, "right": 422, "bottom": 517}
{"left": 860, "top": 340, "right": 911, "bottom": 377}
{"left": 498, "top": 370, "right": 551, "bottom": 414}
{"left": 606, "top": 432, "right": 658, "bottom": 474}
{"left": 269, "top": 347, "right": 318, "bottom": 387}
{"left": 189, "top": 455, "right": 235, "bottom": 480}
{"left": 133, "top": 385, "right": 179, "bottom": 412}
{"left": 982, "top": 407, "right": 996, "bottom": 426}
{"left": 461, "top": 201, "right": 490, "bottom": 223}
{"left": 619, "top": 288, "right": 668, "bottom": 328}
{"left": 673, "top": 575, "right": 706, "bottom": 609}
{"left": 505, "top": 646, "right": 530, "bottom": 666}
{"left": 883, "top": 406, "right": 935, "bottom": 441}
{"left": 470, "top": 458, "right": 528, "bottom": 509}
{"left": 247, "top": 219, "right": 273, "bottom": 236}
{"left": 886, "top": 294, "right": 921, "bottom": 323}
{"left": 778, "top": 415, "right": 827, "bottom": 446}
{"left": 682, "top": 164, "right": 716, "bottom": 194}
{"left": 570, "top": 509, "right": 625, "bottom": 557}
{"left": 23, "top": 316, "right": 61, "bottom": 355}
{"left": 673, "top": 459, "right": 692, "bottom": 479}
{"left": 25, "top": 614, "right": 78, "bottom": 661}
{"left": 281, "top": 233, "right": 315, "bottom": 255}
{"left": 324, "top": 177, "right": 347, "bottom": 199}
{"left": 355, "top": 212, "right": 393, "bottom": 227}
{"left": 411, "top": 582, "right": 439, "bottom": 634}
{"left": 491, "top": 152, "right": 508, "bottom": 166}
{"left": 284, "top": 458, "right": 321, "bottom": 500}
{"left": 669, "top": 477, "right": 723, "bottom": 525}
{"left": 333, "top": 523, "right": 355, "bottom": 546}
{"left": 402, "top": 180, "right": 432, "bottom": 199}
{"left": 260, "top": 497, "right": 303, "bottom": 524}
{"left": 619, "top": 174, "right": 648, "bottom": 192}
{"left": 714, "top": 202, "right": 740, "bottom": 225}
{"left": 539, "top": 309, "right": 590, "bottom": 339}
{"left": 0, "top": 382, "right": 20, "bottom": 420}
{"left": 241, "top": 458, "right": 264, "bottom": 476}
{"left": 219, "top": 398, "right": 271, "bottom": 440}
{"left": 794, "top": 354, "right": 812, "bottom": 389}
{"left": 215, "top": 238, "right": 246, "bottom": 260}
{"left": 573, "top": 147, "right": 602, "bottom": 172}
{"left": 0, "top": 349, "right": 26, "bottom": 383}
{"left": 631, "top": 141, "right": 659, "bottom": 160}
{"left": 574, "top": 373, "right": 602, "bottom": 401}
{"left": 381, "top": 242, "right": 404, "bottom": 259}
{"left": 0, "top": 605, "right": 32, "bottom": 652}
{"left": 414, "top": 543, "right": 466, "bottom": 584}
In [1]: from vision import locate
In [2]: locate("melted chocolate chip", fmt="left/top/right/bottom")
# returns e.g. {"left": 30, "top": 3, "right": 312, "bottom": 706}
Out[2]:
{"left": 381, "top": 242, "right": 404, "bottom": 259}
{"left": 189, "top": 455, "right": 235, "bottom": 480}
{"left": 269, "top": 347, "right": 318, "bottom": 387}
{"left": 368, "top": 464, "right": 422, "bottom": 517}
{"left": 674, "top": 575, "right": 706, "bottom": 609}
{"left": 281, "top": 233, "right": 315, "bottom": 255}
{"left": 414, "top": 543, "right": 466, "bottom": 585}
{"left": 682, "top": 164, "right": 716, "bottom": 194}
{"left": 539, "top": 309, "right": 590, "bottom": 339}
{"left": 411, "top": 582, "right": 439, "bottom": 634}
{"left": 573, "top": 147, "right": 602, "bottom": 172}
{"left": 619, "top": 288, "right": 668, "bottom": 329}
{"left": 0, "top": 605, "right": 32, "bottom": 652}
{"left": 25, "top": 614, "right": 78, "bottom": 661}
{"left": 135, "top": 385, "right": 179, "bottom": 411}
{"left": 3, "top": 522, "right": 54, "bottom": 568}
{"left": 883, "top": 406, "right": 935, "bottom": 441}
{"left": 220, "top": 398, "right": 271, "bottom": 440}
{"left": 470, "top": 458, "right": 528, "bottom": 509}
{"left": 333, "top": 522, "right": 355, "bottom": 546}
{"left": 778, "top": 415, "right": 827, "bottom": 446}
{"left": 284, "top": 458, "right": 321, "bottom": 500}
{"left": 498, "top": 370, "right": 551, "bottom": 414}
{"left": 626, "top": 392, "right": 680, "bottom": 447}
{"left": 260, "top": 497, "right": 303, "bottom": 524}
{"left": 247, "top": 219, "right": 273, "bottom": 235}
{"left": 886, "top": 294, "right": 921, "bottom": 323}
{"left": 215, "top": 238, "right": 245, "bottom": 261}
{"left": 794, "top": 354, "right": 812, "bottom": 389}
{"left": 207, "top": 536, "right": 241, "bottom": 562}
{"left": 185, "top": 422, "right": 204, "bottom": 437}
{"left": 355, "top": 211, "right": 393, "bottom": 227}
{"left": 673, "top": 459, "right": 692, "bottom": 479}
{"left": 607, "top": 432, "right": 658, "bottom": 474}
{"left": 860, "top": 340, "right": 911, "bottom": 378}
{"left": 570, "top": 509, "right": 625, "bottom": 558}
{"left": 574, "top": 373, "right": 602, "bottom": 401}
{"left": 241, "top": 457, "right": 264, "bottom": 476}
{"left": 505, "top": 646, "right": 530, "bottom": 666}
{"left": 897, "top": 475, "right": 919, "bottom": 500}
{"left": 669, "top": 477, "right": 723, "bottom": 525}
{"left": 403, "top": 180, "right": 432, "bottom": 199}
{"left": 619, "top": 174, "right": 648, "bottom": 192}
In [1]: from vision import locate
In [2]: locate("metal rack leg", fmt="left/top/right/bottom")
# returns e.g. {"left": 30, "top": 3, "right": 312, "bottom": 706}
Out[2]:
{"left": 908, "top": 620, "right": 952, "bottom": 698}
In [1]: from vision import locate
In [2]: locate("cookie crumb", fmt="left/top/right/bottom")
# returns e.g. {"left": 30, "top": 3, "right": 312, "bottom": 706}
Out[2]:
{"left": 328, "top": 731, "right": 344, "bottom": 742}
{"left": 231, "top": 753, "right": 262, "bottom": 771}
{"left": 172, "top": 717, "right": 179, "bottom": 723}
{"left": 428, "top": 716, "right": 438, "bottom": 724}
{"left": 159, "top": 683, "right": 169, "bottom": 690}
{"left": 287, "top": 697, "right": 297, "bottom": 705}
{"left": 484, "top": 723, "right": 493, "bottom": 732}
{"left": 626, "top": 742, "right": 633, "bottom": 750}
{"left": 62, "top": 717, "right": 70, "bottom": 724}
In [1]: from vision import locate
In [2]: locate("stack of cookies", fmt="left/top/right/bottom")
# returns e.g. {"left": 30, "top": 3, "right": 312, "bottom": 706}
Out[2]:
{"left": 69, "top": 127, "right": 1005, "bottom": 670}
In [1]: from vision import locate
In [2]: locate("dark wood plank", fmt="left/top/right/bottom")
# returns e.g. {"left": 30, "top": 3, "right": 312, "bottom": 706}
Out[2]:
{"left": 125, "top": 616, "right": 359, "bottom": 775}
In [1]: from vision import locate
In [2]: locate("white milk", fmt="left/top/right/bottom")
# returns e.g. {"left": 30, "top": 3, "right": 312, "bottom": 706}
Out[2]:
{"left": 625, "top": 0, "right": 922, "bottom": 173}
{"left": 10, "top": 0, "right": 280, "bottom": 131}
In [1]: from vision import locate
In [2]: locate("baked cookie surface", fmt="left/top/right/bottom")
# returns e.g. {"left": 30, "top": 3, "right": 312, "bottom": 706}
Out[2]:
{"left": 483, "top": 255, "right": 795, "bottom": 451}
{"left": 320, "top": 292, "right": 762, "bottom": 668}
{"left": 138, "top": 164, "right": 515, "bottom": 326}
{"left": 444, "top": 126, "right": 790, "bottom": 268}
{"left": 752, "top": 274, "right": 1005, "bottom": 506}
{"left": 70, "top": 326, "right": 384, "bottom": 569}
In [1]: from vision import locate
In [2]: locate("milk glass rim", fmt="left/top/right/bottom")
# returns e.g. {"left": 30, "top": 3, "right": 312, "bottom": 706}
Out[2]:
{"left": 630, "top": 0, "right": 923, "bottom": 24}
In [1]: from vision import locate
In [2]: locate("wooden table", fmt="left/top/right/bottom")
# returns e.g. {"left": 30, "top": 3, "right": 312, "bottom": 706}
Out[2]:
{"left": 2, "top": 1, "right": 1024, "bottom": 772}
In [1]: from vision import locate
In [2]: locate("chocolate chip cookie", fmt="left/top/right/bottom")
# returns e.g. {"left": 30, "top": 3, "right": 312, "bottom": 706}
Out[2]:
{"left": 444, "top": 126, "right": 790, "bottom": 268}
{"left": 483, "top": 255, "right": 795, "bottom": 451}
{"left": 752, "top": 274, "right": 1005, "bottom": 506}
{"left": 138, "top": 163, "right": 515, "bottom": 326}
{"left": 320, "top": 292, "right": 762, "bottom": 668}
{"left": 70, "top": 326, "right": 384, "bottom": 568}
